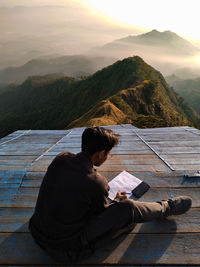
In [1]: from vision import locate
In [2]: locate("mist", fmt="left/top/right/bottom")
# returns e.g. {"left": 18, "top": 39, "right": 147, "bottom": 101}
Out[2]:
{"left": 0, "top": 3, "right": 141, "bottom": 70}
{"left": 90, "top": 38, "right": 200, "bottom": 76}
{"left": 1, "top": 2, "right": 200, "bottom": 79}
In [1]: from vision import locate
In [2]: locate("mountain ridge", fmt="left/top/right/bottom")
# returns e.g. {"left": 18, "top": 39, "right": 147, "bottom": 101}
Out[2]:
{"left": 0, "top": 56, "right": 199, "bottom": 138}
{"left": 0, "top": 55, "right": 116, "bottom": 84}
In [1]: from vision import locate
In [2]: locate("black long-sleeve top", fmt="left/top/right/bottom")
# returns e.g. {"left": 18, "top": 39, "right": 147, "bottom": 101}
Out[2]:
{"left": 29, "top": 151, "right": 110, "bottom": 250}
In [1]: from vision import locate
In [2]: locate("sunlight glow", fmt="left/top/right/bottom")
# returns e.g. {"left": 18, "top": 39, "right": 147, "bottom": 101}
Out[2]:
{"left": 83, "top": 0, "right": 200, "bottom": 40}
{"left": 195, "top": 56, "right": 200, "bottom": 64}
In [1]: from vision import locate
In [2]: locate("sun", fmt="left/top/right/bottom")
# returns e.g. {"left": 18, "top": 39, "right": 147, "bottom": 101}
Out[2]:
{"left": 195, "top": 56, "right": 200, "bottom": 63}
{"left": 83, "top": 0, "right": 200, "bottom": 40}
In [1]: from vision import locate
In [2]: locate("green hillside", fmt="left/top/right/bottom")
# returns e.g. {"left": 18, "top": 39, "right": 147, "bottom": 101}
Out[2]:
{"left": 67, "top": 80, "right": 198, "bottom": 129}
{"left": 166, "top": 75, "right": 200, "bottom": 114}
{"left": 0, "top": 56, "right": 199, "bottom": 138}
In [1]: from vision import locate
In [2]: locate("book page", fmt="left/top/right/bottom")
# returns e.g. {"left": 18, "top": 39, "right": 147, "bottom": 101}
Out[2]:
{"left": 108, "top": 170, "right": 142, "bottom": 200}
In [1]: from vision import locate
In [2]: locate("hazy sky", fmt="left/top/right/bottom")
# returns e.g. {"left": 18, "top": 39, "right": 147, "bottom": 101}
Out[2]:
{"left": 0, "top": 0, "right": 199, "bottom": 40}
{"left": 0, "top": 0, "right": 200, "bottom": 73}
{"left": 84, "top": 0, "right": 200, "bottom": 40}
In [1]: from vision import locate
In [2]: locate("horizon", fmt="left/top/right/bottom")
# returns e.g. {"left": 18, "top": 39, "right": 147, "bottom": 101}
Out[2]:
{"left": 0, "top": 0, "right": 199, "bottom": 41}
{"left": 0, "top": 0, "right": 200, "bottom": 74}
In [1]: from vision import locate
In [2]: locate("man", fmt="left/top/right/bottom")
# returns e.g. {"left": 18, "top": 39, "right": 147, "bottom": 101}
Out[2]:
{"left": 29, "top": 126, "right": 192, "bottom": 263}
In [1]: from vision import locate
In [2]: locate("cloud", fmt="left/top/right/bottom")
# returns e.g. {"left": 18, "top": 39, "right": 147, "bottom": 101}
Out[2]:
{"left": 0, "top": 2, "right": 141, "bottom": 69}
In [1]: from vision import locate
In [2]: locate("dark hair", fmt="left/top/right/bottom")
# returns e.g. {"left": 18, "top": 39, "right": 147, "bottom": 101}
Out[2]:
{"left": 81, "top": 126, "right": 120, "bottom": 155}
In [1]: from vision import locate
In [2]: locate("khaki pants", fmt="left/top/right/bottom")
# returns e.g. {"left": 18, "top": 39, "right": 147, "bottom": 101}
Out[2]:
{"left": 45, "top": 199, "right": 169, "bottom": 263}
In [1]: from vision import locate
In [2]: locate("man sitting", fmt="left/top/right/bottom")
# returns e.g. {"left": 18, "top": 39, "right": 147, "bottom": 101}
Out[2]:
{"left": 29, "top": 126, "right": 192, "bottom": 263}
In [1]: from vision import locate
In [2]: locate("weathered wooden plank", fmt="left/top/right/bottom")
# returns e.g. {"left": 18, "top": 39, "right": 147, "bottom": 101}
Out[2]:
{"left": 29, "top": 163, "right": 170, "bottom": 173}
{"left": 0, "top": 165, "right": 28, "bottom": 171}
{"left": 136, "top": 126, "right": 190, "bottom": 131}
{"left": 0, "top": 188, "right": 38, "bottom": 207}
{"left": 0, "top": 207, "right": 198, "bottom": 234}
{"left": 0, "top": 143, "right": 52, "bottom": 151}
{"left": 21, "top": 172, "right": 44, "bottom": 188}
{"left": 0, "top": 188, "right": 199, "bottom": 208}
{"left": 165, "top": 158, "right": 200, "bottom": 165}
{"left": 21, "top": 170, "right": 200, "bottom": 188}
{"left": 14, "top": 133, "right": 67, "bottom": 139}
{"left": 159, "top": 148, "right": 200, "bottom": 154}
{"left": 0, "top": 171, "right": 24, "bottom": 188}
{"left": 107, "top": 154, "right": 200, "bottom": 166}
{"left": 2, "top": 171, "right": 200, "bottom": 190}
{"left": 30, "top": 155, "right": 163, "bottom": 168}
{"left": 0, "top": 233, "right": 200, "bottom": 265}
{"left": 0, "top": 149, "right": 38, "bottom": 155}
{"left": 0, "top": 172, "right": 23, "bottom": 188}
{"left": 151, "top": 147, "right": 200, "bottom": 153}
{"left": 0, "top": 159, "right": 32, "bottom": 166}
{"left": 54, "top": 145, "right": 151, "bottom": 151}
{"left": 17, "top": 130, "right": 69, "bottom": 134}
{"left": 148, "top": 140, "right": 200, "bottom": 147}
{"left": 164, "top": 153, "right": 200, "bottom": 159}
{"left": 137, "top": 131, "right": 193, "bottom": 136}
{"left": 0, "top": 152, "right": 48, "bottom": 156}
{"left": 49, "top": 143, "right": 149, "bottom": 150}
{"left": 105, "top": 155, "right": 165, "bottom": 165}
{"left": 0, "top": 170, "right": 25, "bottom": 179}
{"left": 97, "top": 164, "right": 170, "bottom": 172}
{"left": 116, "top": 136, "right": 142, "bottom": 141}
{"left": 0, "top": 155, "right": 36, "bottom": 161}
{"left": 0, "top": 208, "right": 34, "bottom": 232}
{"left": 172, "top": 164, "right": 200, "bottom": 171}
{"left": 0, "top": 183, "right": 21, "bottom": 188}
{"left": 102, "top": 171, "right": 200, "bottom": 187}
{"left": 0, "top": 131, "right": 29, "bottom": 145}
{"left": 45, "top": 150, "right": 155, "bottom": 156}
{"left": 138, "top": 134, "right": 199, "bottom": 141}
{"left": 0, "top": 161, "right": 31, "bottom": 166}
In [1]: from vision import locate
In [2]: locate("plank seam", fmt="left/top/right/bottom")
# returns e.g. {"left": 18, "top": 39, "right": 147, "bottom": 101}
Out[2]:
{"left": 33, "top": 130, "right": 72, "bottom": 162}
{"left": 18, "top": 131, "right": 72, "bottom": 189}
{"left": 184, "top": 127, "right": 200, "bottom": 136}
{"left": 124, "top": 127, "right": 175, "bottom": 171}
{"left": 0, "top": 130, "right": 31, "bottom": 146}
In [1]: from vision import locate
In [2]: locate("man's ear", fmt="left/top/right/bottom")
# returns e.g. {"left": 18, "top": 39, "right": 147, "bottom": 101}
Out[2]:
{"left": 99, "top": 150, "right": 106, "bottom": 158}
{"left": 92, "top": 150, "right": 104, "bottom": 160}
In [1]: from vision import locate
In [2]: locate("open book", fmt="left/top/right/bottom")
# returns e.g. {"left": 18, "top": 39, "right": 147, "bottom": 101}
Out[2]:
{"left": 108, "top": 170, "right": 150, "bottom": 200}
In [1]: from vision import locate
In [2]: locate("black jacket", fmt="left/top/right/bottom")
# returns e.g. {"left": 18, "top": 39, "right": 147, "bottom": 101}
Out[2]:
{"left": 29, "top": 151, "right": 109, "bottom": 250}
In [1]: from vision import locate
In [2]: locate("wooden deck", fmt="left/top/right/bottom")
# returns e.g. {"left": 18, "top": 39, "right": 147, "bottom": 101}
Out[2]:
{"left": 0, "top": 124, "right": 200, "bottom": 266}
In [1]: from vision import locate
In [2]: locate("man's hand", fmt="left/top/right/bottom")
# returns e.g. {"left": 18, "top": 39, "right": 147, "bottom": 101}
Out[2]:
{"left": 114, "top": 190, "right": 128, "bottom": 201}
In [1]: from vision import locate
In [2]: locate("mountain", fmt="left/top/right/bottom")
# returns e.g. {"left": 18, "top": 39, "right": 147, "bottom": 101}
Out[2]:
{"left": 166, "top": 75, "right": 200, "bottom": 114}
{"left": 100, "top": 30, "right": 200, "bottom": 56}
{"left": 0, "top": 56, "right": 199, "bottom": 138}
{"left": 93, "top": 30, "right": 200, "bottom": 76}
{"left": 0, "top": 55, "right": 116, "bottom": 84}
{"left": 169, "top": 67, "right": 200, "bottom": 79}
{"left": 67, "top": 79, "right": 199, "bottom": 129}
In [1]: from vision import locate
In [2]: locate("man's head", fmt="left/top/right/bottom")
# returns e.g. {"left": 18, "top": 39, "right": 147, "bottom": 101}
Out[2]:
{"left": 81, "top": 126, "right": 120, "bottom": 166}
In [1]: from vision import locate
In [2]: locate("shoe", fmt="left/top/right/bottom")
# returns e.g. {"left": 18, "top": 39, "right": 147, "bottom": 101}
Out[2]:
{"left": 165, "top": 195, "right": 192, "bottom": 217}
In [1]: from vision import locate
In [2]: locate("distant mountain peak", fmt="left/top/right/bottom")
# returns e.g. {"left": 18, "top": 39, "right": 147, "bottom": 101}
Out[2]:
{"left": 101, "top": 29, "right": 199, "bottom": 59}
{"left": 136, "top": 29, "right": 185, "bottom": 41}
